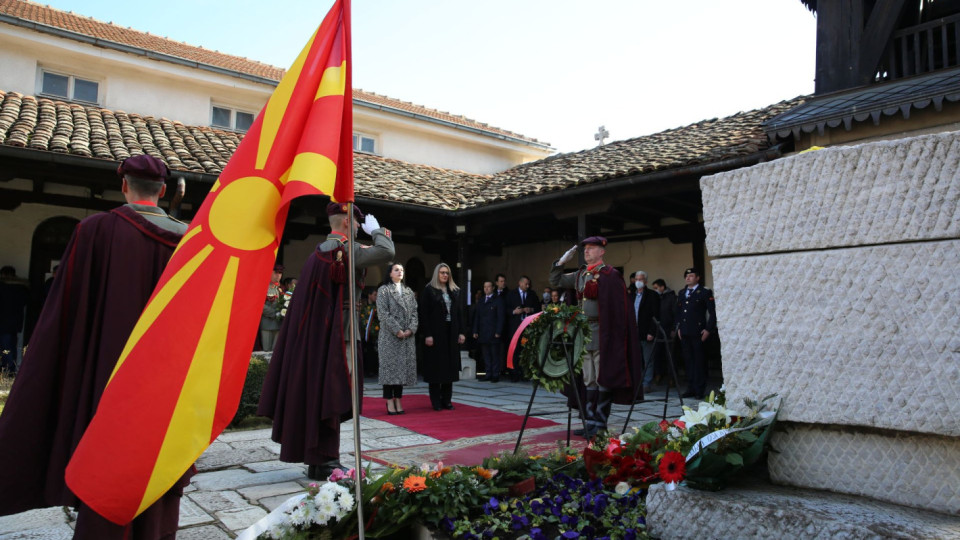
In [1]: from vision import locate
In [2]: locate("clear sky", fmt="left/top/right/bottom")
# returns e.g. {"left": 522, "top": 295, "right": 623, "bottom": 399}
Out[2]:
{"left": 38, "top": 0, "right": 817, "bottom": 153}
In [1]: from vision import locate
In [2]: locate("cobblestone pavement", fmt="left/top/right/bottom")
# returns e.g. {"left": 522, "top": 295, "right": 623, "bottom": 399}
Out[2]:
{"left": 0, "top": 378, "right": 691, "bottom": 539}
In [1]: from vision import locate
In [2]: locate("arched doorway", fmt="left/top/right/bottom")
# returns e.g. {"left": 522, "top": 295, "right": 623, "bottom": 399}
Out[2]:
{"left": 404, "top": 257, "right": 427, "bottom": 293}
{"left": 26, "top": 216, "right": 79, "bottom": 340}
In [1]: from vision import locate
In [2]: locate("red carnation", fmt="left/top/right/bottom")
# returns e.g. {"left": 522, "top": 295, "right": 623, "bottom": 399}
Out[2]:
{"left": 659, "top": 451, "right": 686, "bottom": 484}
{"left": 658, "top": 420, "right": 670, "bottom": 432}
{"left": 673, "top": 419, "right": 686, "bottom": 429}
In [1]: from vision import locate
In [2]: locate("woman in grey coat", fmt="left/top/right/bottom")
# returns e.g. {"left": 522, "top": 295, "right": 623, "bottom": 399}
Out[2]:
{"left": 377, "top": 262, "right": 418, "bottom": 415}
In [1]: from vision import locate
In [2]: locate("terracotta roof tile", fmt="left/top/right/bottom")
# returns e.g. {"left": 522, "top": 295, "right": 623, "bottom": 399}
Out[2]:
{"left": 0, "top": 0, "right": 285, "bottom": 80}
{"left": 0, "top": 89, "right": 806, "bottom": 211}
{"left": 0, "top": 0, "right": 547, "bottom": 146}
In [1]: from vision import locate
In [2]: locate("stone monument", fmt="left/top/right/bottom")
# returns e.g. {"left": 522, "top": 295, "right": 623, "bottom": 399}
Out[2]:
{"left": 646, "top": 131, "right": 960, "bottom": 538}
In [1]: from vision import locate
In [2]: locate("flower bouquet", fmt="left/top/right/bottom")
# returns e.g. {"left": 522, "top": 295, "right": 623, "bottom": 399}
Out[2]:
{"left": 623, "top": 390, "right": 780, "bottom": 491}
{"left": 274, "top": 290, "right": 292, "bottom": 321}
{"left": 446, "top": 473, "right": 649, "bottom": 540}
{"left": 517, "top": 303, "right": 591, "bottom": 393}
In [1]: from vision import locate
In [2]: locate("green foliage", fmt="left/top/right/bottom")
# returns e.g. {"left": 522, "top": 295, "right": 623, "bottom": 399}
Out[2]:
{"left": 230, "top": 354, "right": 270, "bottom": 428}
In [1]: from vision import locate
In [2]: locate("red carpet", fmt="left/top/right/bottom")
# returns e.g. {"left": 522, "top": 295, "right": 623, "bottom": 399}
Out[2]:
{"left": 363, "top": 427, "right": 588, "bottom": 467}
{"left": 361, "top": 395, "right": 557, "bottom": 441}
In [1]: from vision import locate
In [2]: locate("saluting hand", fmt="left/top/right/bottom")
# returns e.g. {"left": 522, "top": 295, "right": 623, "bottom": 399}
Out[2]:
{"left": 557, "top": 245, "right": 578, "bottom": 265}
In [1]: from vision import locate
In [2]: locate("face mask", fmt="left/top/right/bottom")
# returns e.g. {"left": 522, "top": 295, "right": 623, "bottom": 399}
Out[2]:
{"left": 635, "top": 281, "right": 645, "bottom": 288}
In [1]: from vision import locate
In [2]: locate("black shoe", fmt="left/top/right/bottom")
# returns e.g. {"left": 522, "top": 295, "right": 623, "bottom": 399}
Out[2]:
{"left": 433, "top": 406, "right": 443, "bottom": 411}
{"left": 477, "top": 375, "right": 490, "bottom": 381}
{"left": 308, "top": 460, "right": 346, "bottom": 480}
{"left": 573, "top": 427, "right": 586, "bottom": 436}
{"left": 442, "top": 403, "right": 455, "bottom": 410}
{"left": 387, "top": 404, "right": 399, "bottom": 416}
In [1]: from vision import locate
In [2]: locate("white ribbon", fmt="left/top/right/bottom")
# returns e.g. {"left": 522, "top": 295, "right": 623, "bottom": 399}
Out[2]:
{"left": 236, "top": 493, "right": 307, "bottom": 540}
{"left": 685, "top": 410, "right": 776, "bottom": 463}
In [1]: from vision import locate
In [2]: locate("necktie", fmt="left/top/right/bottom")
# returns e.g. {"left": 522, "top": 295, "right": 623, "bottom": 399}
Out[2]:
{"left": 520, "top": 291, "right": 525, "bottom": 304}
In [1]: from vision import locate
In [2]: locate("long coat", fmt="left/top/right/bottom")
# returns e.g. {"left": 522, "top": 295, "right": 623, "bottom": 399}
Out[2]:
{"left": 376, "top": 283, "right": 418, "bottom": 386}
{"left": 419, "top": 285, "right": 465, "bottom": 384}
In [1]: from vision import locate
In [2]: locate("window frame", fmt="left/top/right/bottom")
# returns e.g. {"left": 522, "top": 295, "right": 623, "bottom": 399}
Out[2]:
{"left": 37, "top": 68, "right": 101, "bottom": 104}
{"left": 211, "top": 104, "right": 258, "bottom": 133}
{"left": 352, "top": 132, "right": 378, "bottom": 154}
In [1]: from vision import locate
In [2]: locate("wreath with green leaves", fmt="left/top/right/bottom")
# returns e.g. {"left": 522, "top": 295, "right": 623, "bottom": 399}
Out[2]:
{"left": 517, "top": 303, "right": 591, "bottom": 393}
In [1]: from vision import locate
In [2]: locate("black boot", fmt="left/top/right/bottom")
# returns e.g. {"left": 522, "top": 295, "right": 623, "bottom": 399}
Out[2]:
{"left": 574, "top": 387, "right": 599, "bottom": 437}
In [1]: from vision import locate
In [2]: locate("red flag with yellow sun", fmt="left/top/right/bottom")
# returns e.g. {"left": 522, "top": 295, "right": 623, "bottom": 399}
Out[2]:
{"left": 65, "top": 0, "right": 353, "bottom": 524}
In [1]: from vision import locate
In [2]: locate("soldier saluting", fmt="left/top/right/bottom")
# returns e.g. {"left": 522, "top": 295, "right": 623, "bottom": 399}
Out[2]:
{"left": 549, "top": 236, "right": 642, "bottom": 438}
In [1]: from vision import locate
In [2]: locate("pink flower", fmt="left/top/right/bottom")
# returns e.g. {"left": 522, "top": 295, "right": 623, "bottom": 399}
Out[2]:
{"left": 673, "top": 419, "right": 686, "bottom": 429}
{"left": 328, "top": 468, "right": 347, "bottom": 482}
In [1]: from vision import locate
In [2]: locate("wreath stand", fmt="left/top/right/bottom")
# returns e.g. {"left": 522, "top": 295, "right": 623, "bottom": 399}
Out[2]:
{"left": 513, "top": 325, "right": 588, "bottom": 454}
{"left": 619, "top": 317, "right": 685, "bottom": 433}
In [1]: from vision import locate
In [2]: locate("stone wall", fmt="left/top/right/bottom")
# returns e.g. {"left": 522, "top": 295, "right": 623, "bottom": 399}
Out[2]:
{"left": 700, "top": 131, "right": 960, "bottom": 515}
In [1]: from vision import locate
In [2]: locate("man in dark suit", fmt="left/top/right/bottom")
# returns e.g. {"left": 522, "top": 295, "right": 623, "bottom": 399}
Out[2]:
{"left": 651, "top": 278, "right": 678, "bottom": 383}
{"left": 631, "top": 271, "right": 660, "bottom": 392}
{"left": 504, "top": 275, "right": 541, "bottom": 380}
{"left": 473, "top": 280, "right": 505, "bottom": 382}
{"left": 675, "top": 267, "right": 717, "bottom": 399}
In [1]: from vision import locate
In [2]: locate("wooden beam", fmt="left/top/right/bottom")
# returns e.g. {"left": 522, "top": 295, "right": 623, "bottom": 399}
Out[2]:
{"left": 859, "top": 0, "right": 908, "bottom": 83}
{"left": 815, "top": 0, "right": 863, "bottom": 93}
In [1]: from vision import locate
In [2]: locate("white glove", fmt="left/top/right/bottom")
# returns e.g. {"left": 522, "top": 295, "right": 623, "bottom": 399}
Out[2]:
{"left": 558, "top": 245, "right": 578, "bottom": 265}
{"left": 361, "top": 214, "right": 380, "bottom": 235}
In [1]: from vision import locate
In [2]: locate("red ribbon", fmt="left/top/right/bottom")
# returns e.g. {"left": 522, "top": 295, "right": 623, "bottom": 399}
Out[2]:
{"left": 506, "top": 312, "right": 542, "bottom": 369}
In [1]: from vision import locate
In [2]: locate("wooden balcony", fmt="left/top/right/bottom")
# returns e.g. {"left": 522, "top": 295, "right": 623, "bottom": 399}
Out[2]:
{"left": 879, "top": 13, "right": 960, "bottom": 81}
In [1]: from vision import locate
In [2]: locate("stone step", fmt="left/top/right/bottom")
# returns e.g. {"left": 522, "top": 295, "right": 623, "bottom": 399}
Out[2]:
{"left": 645, "top": 477, "right": 960, "bottom": 539}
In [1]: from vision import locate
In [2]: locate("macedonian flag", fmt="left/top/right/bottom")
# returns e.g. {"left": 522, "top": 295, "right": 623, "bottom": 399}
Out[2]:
{"left": 65, "top": 0, "right": 353, "bottom": 524}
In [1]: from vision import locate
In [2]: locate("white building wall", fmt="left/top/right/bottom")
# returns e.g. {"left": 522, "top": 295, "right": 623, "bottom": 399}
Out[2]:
{"left": 0, "top": 203, "right": 93, "bottom": 277}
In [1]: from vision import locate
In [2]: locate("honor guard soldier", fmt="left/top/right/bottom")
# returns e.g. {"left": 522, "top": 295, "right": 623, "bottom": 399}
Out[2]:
{"left": 675, "top": 267, "right": 717, "bottom": 399}
{"left": 549, "top": 236, "right": 642, "bottom": 438}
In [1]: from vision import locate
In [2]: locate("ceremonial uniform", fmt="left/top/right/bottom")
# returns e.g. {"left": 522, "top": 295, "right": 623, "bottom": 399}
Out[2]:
{"left": 0, "top": 155, "right": 192, "bottom": 539}
{"left": 258, "top": 203, "right": 394, "bottom": 479}
{"left": 675, "top": 276, "right": 717, "bottom": 399}
{"left": 549, "top": 237, "right": 642, "bottom": 436}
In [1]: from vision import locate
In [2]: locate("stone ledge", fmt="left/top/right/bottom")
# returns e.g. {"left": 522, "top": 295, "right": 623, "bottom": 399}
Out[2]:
{"left": 646, "top": 478, "right": 960, "bottom": 539}
{"left": 702, "top": 130, "right": 960, "bottom": 256}
{"left": 769, "top": 423, "right": 960, "bottom": 516}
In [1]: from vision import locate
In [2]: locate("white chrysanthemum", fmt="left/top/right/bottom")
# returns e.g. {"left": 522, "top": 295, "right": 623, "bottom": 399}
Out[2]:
{"left": 315, "top": 487, "right": 336, "bottom": 505}
{"left": 338, "top": 492, "right": 355, "bottom": 511}
{"left": 312, "top": 508, "right": 332, "bottom": 526}
{"left": 667, "top": 426, "right": 682, "bottom": 440}
{"left": 289, "top": 504, "right": 309, "bottom": 526}
{"left": 316, "top": 499, "right": 339, "bottom": 521}
{"left": 614, "top": 481, "right": 630, "bottom": 495}
{"left": 265, "top": 524, "right": 286, "bottom": 539}
{"left": 420, "top": 463, "right": 431, "bottom": 473}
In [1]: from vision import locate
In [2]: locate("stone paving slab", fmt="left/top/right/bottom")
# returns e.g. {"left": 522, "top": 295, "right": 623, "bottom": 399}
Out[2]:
{"left": 192, "top": 468, "right": 306, "bottom": 491}
{"left": 243, "top": 461, "right": 305, "bottom": 473}
{"left": 227, "top": 439, "right": 282, "bottom": 453}
{"left": 216, "top": 428, "right": 272, "bottom": 443}
{"left": 197, "top": 447, "right": 277, "bottom": 471}
{"left": 238, "top": 482, "right": 305, "bottom": 503}
{"left": 0, "top": 508, "right": 67, "bottom": 534}
{"left": 0, "top": 524, "right": 74, "bottom": 540}
{"left": 188, "top": 490, "right": 251, "bottom": 513}
{"left": 215, "top": 506, "right": 268, "bottom": 532}
{"left": 259, "top": 493, "right": 301, "bottom": 512}
{"left": 176, "top": 525, "right": 232, "bottom": 540}
{"left": 178, "top": 496, "right": 215, "bottom": 527}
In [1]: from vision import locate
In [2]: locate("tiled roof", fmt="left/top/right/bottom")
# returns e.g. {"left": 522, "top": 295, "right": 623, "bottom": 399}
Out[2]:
{"left": 0, "top": 89, "right": 806, "bottom": 211}
{"left": 0, "top": 0, "right": 284, "bottom": 80}
{"left": 474, "top": 96, "right": 807, "bottom": 206}
{"left": 0, "top": 0, "right": 547, "bottom": 146}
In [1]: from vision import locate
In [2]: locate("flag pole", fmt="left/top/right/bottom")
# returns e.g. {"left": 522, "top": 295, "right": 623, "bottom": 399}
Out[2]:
{"left": 346, "top": 202, "right": 365, "bottom": 539}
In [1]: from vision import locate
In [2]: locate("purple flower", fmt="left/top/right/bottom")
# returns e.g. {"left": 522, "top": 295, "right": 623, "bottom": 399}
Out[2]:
{"left": 530, "top": 499, "right": 545, "bottom": 516}
{"left": 530, "top": 528, "right": 547, "bottom": 540}
{"left": 440, "top": 517, "right": 454, "bottom": 532}
{"left": 561, "top": 515, "right": 578, "bottom": 526}
{"left": 562, "top": 532, "right": 580, "bottom": 539}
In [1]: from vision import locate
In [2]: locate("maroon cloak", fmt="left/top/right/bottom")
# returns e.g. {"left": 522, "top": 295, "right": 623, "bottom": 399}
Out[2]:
{"left": 258, "top": 247, "right": 358, "bottom": 465}
{"left": 0, "top": 206, "right": 191, "bottom": 536}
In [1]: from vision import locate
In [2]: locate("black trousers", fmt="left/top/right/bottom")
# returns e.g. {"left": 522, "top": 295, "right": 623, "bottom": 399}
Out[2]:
{"left": 479, "top": 342, "right": 501, "bottom": 378}
{"left": 382, "top": 384, "right": 404, "bottom": 399}
{"left": 680, "top": 333, "right": 707, "bottom": 396}
{"left": 428, "top": 382, "right": 452, "bottom": 408}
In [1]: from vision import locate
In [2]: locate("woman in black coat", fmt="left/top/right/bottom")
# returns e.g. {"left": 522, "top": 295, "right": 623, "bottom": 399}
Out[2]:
{"left": 419, "top": 262, "right": 466, "bottom": 411}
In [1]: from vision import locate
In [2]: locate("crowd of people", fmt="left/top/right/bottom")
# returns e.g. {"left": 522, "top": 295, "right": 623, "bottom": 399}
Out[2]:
{"left": 0, "top": 155, "right": 720, "bottom": 536}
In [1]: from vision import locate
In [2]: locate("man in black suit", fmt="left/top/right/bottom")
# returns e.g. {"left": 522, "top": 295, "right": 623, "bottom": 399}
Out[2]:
{"left": 651, "top": 278, "right": 678, "bottom": 383}
{"left": 631, "top": 271, "right": 660, "bottom": 393}
{"left": 675, "top": 268, "right": 717, "bottom": 399}
{"left": 473, "top": 280, "right": 505, "bottom": 382}
{"left": 504, "top": 275, "right": 541, "bottom": 380}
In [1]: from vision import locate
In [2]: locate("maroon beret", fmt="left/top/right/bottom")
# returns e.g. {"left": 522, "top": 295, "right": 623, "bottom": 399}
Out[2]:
{"left": 117, "top": 155, "right": 168, "bottom": 181}
{"left": 580, "top": 236, "right": 608, "bottom": 247}
{"left": 325, "top": 202, "right": 364, "bottom": 220}
{"left": 273, "top": 264, "right": 285, "bottom": 273}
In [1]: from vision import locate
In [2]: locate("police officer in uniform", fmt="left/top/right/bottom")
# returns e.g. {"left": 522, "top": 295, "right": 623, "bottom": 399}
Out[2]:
{"left": 675, "top": 267, "right": 717, "bottom": 399}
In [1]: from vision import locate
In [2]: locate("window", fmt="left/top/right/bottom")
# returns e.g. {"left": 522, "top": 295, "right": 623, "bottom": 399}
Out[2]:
{"left": 212, "top": 105, "right": 256, "bottom": 132}
{"left": 39, "top": 70, "right": 99, "bottom": 103}
{"left": 353, "top": 133, "right": 376, "bottom": 154}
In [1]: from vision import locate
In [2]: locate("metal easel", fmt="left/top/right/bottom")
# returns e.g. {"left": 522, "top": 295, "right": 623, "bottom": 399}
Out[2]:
{"left": 620, "top": 317, "right": 685, "bottom": 432}
{"left": 513, "top": 325, "right": 588, "bottom": 454}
